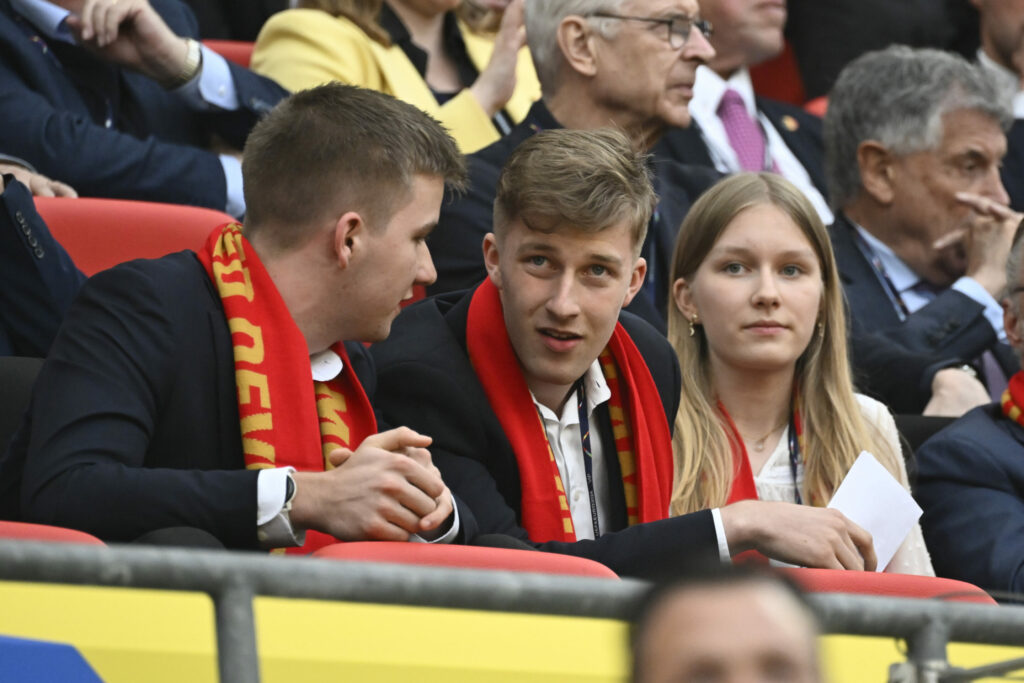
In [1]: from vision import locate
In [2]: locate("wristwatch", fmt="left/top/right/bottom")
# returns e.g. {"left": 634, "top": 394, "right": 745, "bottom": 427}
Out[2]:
{"left": 163, "top": 38, "right": 202, "bottom": 89}
{"left": 283, "top": 471, "right": 297, "bottom": 514}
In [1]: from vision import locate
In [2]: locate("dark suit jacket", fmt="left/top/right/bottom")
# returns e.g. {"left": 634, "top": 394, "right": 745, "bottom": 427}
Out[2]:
{"left": 0, "top": 0, "right": 287, "bottom": 210}
{"left": 370, "top": 288, "right": 719, "bottom": 579}
{"left": 180, "top": 0, "right": 285, "bottom": 40}
{"left": 429, "top": 100, "right": 721, "bottom": 332}
{"left": 916, "top": 404, "right": 1024, "bottom": 595}
{"left": 0, "top": 175, "right": 85, "bottom": 357}
{"left": 0, "top": 252, "right": 395, "bottom": 548}
{"left": 1003, "top": 120, "right": 1024, "bottom": 213}
{"left": 656, "top": 97, "right": 828, "bottom": 202}
{"left": 831, "top": 213, "right": 1018, "bottom": 413}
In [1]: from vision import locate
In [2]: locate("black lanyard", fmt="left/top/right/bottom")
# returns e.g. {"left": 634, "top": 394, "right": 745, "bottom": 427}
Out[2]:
{"left": 787, "top": 410, "right": 802, "bottom": 505}
{"left": 575, "top": 377, "right": 601, "bottom": 538}
{"left": 852, "top": 228, "right": 911, "bottom": 321}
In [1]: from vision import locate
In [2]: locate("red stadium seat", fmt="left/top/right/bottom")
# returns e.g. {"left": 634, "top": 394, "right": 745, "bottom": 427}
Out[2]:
{"left": 803, "top": 96, "right": 828, "bottom": 118}
{"left": 782, "top": 568, "right": 996, "bottom": 605}
{"left": 34, "top": 197, "right": 235, "bottom": 276}
{"left": 314, "top": 542, "right": 619, "bottom": 578}
{"left": 202, "top": 40, "right": 255, "bottom": 68}
{"left": 0, "top": 521, "right": 105, "bottom": 546}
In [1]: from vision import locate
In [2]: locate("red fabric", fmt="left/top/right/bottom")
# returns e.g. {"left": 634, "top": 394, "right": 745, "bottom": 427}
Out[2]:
{"left": 0, "top": 521, "right": 105, "bottom": 546}
{"left": 197, "top": 224, "right": 377, "bottom": 553}
{"left": 719, "top": 402, "right": 760, "bottom": 506}
{"left": 1001, "top": 372, "right": 1024, "bottom": 427}
{"left": 782, "top": 568, "right": 996, "bottom": 605}
{"left": 202, "top": 40, "right": 254, "bottom": 68}
{"left": 465, "top": 279, "right": 673, "bottom": 543}
{"left": 314, "top": 542, "right": 619, "bottom": 578}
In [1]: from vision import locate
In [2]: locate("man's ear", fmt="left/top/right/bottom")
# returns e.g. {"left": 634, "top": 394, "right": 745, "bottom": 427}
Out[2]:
{"left": 482, "top": 232, "right": 502, "bottom": 288}
{"left": 557, "top": 15, "right": 599, "bottom": 78}
{"left": 621, "top": 257, "right": 648, "bottom": 307}
{"left": 672, "top": 276, "right": 697, "bottom": 320}
{"left": 333, "top": 211, "right": 365, "bottom": 269}
{"left": 857, "top": 141, "right": 897, "bottom": 205}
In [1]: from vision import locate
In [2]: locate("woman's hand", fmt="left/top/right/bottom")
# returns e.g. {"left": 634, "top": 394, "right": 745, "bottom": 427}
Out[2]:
{"left": 469, "top": 0, "right": 526, "bottom": 117}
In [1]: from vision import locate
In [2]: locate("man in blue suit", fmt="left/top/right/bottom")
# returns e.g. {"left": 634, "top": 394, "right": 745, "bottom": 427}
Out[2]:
{"left": 0, "top": 0, "right": 287, "bottom": 215}
{"left": 916, "top": 225, "right": 1024, "bottom": 597}
{"left": 824, "top": 46, "right": 1021, "bottom": 414}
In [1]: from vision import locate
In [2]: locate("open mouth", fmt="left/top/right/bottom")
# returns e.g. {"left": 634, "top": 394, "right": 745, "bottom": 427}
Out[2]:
{"left": 539, "top": 328, "right": 583, "bottom": 351}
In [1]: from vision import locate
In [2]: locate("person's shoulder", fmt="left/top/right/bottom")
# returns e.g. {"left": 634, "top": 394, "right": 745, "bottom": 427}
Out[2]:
{"left": 619, "top": 310, "right": 674, "bottom": 359}
{"left": 259, "top": 7, "right": 373, "bottom": 45}
{"left": 853, "top": 392, "right": 892, "bottom": 422}
{"left": 372, "top": 291, "right": 469, "bottom": 367}
{"left": 654, "top": 158, "right": 722, "bottom": 196}
{"left": 83, "top": 251, "right": 209, "bottom": 307}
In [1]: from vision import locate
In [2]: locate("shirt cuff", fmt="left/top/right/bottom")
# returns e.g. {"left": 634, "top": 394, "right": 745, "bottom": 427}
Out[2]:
{"left": 952, "top": 276, "right": 1007, "bottom": 342}
{"left": 171, "top": 46, "right": 240, "bottom": 111}
{"left": 219, "top": 153, "right": 245, "bottom": 218}
{"left": 409, "top": 493, "right": 461, "bottom": 544}
{"left": 711, "top": 507, "right": 731, "bottom": 563}
{"left": 256, "top": 467, "right": 305, "bottom": 549}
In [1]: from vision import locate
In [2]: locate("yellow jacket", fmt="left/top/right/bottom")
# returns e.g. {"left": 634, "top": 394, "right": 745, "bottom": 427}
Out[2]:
{"left": 251, "top": 9, "right": 541, "bottom": 153}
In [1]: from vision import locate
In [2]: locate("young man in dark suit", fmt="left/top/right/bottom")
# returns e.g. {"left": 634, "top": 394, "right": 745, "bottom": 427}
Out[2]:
{"left": 1, "top": 84, "right": 471, "bottom": 551}
{"left": 373, "top": 128, "right": 877, "bottom": 579}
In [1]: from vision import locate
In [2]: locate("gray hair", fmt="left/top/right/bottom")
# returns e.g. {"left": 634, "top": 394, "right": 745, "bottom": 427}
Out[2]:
{"left": 823, "top": 46, "right": 1012, "bottom": 211}
{"left": 524, "top": 0, "right": 626, "bottom": 95}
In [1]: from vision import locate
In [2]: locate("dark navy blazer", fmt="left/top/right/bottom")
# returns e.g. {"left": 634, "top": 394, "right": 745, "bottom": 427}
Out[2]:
{"left": 0, "top": 0, "right": 287, "bottom": 209}
{"left": 916, "top": 404, "right": 1024, "bottom": 595}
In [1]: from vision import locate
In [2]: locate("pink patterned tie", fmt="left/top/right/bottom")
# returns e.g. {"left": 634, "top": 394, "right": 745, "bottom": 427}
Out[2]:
{"left": 717, "top": 88, "right": 774, "bottom": 172}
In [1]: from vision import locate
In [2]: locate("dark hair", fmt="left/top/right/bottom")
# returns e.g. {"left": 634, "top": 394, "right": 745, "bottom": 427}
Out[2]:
{"left": 629, "top": 563, "right": 818, "bottom": 682}
{"left": 242, "top": 83, "right": 466, "bottom": 251}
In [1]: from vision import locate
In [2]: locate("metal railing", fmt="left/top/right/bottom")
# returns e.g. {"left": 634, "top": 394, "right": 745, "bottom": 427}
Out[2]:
{"left": 1, "top": 540, "right": 1023, "bottom": 683}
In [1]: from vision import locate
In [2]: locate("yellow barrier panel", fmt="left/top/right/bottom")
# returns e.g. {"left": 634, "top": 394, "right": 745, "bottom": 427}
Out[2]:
{"left": 2, "top": 581, "right": 1023, "bottom": 682}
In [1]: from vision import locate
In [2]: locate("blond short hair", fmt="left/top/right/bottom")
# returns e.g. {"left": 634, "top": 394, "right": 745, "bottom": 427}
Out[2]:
{"left": 493, "top": 128, "right": 655, "bottom": 257}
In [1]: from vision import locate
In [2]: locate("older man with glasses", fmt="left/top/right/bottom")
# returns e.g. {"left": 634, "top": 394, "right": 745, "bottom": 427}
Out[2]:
{"left": 428, "top": 0, "right": 721, "bottom": 330}
{"left": 916, "top": 220, "right": 1024, "bottom": 598}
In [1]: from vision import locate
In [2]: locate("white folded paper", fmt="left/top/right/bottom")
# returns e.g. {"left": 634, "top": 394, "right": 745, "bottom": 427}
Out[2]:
{"left": 826, "top": 451, "right": 922, "bottom": 571}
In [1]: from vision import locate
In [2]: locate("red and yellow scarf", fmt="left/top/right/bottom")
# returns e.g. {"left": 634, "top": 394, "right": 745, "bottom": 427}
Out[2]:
{"left": 720, "top": 393, "right": 804, "bottom": 505}
{"left": 1001, "top": 372, "right": 1024, "bottom": 427}
{"left": 465, "top": 278, "right": 673, "bottom": 543}
{"left": 197, "top": 223, "right": 377, "bottom": 554}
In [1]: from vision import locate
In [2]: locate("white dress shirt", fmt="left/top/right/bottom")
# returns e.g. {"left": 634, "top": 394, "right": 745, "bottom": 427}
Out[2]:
{"left": 11, "top": 0, "right": 246, "bottom": 217}
{"left": 689, "top": 65, "right": 833, "bottom": 224}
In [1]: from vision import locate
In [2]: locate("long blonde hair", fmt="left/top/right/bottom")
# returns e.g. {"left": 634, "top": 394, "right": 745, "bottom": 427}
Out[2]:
{"left": 667, "top": 173, "right": 900, "bottom": 515}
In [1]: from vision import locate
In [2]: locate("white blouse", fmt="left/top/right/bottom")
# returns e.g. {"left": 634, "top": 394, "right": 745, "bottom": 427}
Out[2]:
{"left": 753, "top": 394, "right": 934, "bottom": 576}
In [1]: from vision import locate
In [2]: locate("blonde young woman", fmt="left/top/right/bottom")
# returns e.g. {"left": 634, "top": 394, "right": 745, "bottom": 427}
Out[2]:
{"left": 668, "top": 173, "right": 933, "bottom": 575}
{"left": 251, "top": 0, "right": 540, "bottom": 153}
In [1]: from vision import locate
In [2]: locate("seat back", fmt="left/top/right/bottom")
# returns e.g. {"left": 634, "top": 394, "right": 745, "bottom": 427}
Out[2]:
{"left": 314, "top": 542, "right": 619, "bottom": 578}
{"left": 34, "top": 197, "right": 234, "bottom": 276}
{"left": 782, "top": 568, "right": 995, "bottom": 604}
{"left": 0, "top": 521, "right": 105, "bottom": 545}
{"left": 202, "top": 40, "right": 255, "bottom": 68}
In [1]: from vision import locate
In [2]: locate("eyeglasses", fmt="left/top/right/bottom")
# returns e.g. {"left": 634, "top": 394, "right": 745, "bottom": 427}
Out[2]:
{"left": 588, "top": 12, "right": 713, "bottom": 49}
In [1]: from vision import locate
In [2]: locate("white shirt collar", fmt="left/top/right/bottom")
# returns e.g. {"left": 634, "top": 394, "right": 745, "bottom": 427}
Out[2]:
{"left": 852, "top": 222, "right": 921, "bottom": 294}
{"left": 533, "top": 359, "right": 611, "bottom": 423}
{"left": 691, "top": 65, "right": 757, "bottom": 121}
{"left": 10, "top": 0, "right": 73, "bottom": 42}
{"left": 310, "top": 348, "right": 344, "bottom": 382}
